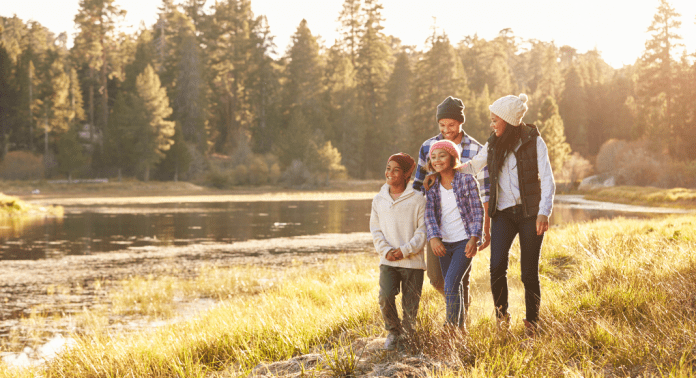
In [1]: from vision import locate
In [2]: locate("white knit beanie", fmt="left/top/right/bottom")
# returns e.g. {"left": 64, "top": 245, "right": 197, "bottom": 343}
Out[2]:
{"left": 489, "top": 93, "right": 529, "bottom": 126}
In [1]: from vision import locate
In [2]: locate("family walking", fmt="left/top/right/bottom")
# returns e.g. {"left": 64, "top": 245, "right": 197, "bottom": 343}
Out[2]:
{"left": 369, "top": 93, "right": 556, "bottom": 350}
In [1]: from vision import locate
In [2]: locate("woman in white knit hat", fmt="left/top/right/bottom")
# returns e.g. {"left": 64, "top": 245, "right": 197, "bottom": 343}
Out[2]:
{"left": 424, "top": 93, "right": 555, "bottom": 337}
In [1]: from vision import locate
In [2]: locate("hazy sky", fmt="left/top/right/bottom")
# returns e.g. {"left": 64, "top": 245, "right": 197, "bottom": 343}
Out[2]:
{"left": 3, "top": 0, "right": 696, "bottom": 68}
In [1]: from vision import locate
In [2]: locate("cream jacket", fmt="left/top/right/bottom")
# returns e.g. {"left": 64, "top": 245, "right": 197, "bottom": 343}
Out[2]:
{"left": 370, "top": 183, "right": 427, "bottom": 270}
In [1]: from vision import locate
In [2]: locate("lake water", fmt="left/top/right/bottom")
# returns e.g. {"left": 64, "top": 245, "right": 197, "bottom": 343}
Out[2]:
{"left": 0, "top": 197, "right": 681, "bottom": 260}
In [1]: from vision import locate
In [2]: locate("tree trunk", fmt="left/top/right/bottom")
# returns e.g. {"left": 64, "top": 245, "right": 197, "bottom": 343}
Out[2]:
{"left": 89, "top": 68, "right": 94, "bottom": 143}
{"left": 174, "top": 163, "right": 178, "bottom": 182}
{"left": 100, "top": 53, "right": 108, "bottom": 153}
{"left": 144, "top": 165, "right": 150, "bottom": 182}
{"left": 29, "top": 65, "right": 34, "bottom": 152}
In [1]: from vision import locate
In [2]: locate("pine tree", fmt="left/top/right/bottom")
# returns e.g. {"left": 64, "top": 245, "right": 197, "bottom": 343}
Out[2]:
{"left": 276, "top": 19, "right": 327, "bottom": 169}
{"left": 354, "top": 0, "right": 391, "bottom": 178}
{"left": 458, "top": 33, "right": 516, "bottom": 99}
{"left": 182, "top": 0, "right": 207, "bottom": 30}
{"left": 411, "top": 33, "right": 470, "bottom": 154}
{"left": 204, "top": 0, "right": 259, "bottom": 153}
{"left": 69, "top": 66, "right": 86, "bottom": 127}
{"left": 106, "top": 90, "right": 137, "bottom": 180}
{"left": 336, "top": 0, "right": 363, "bottom": 67}
{"left": 13, "top": 21, "right": 54, "bottom": 151}
{"left": 382, "top": 51, "right": 413, "bottom": 157}
{"left": 638, "top": 0, "right": 682, "bottom": 153}
{"left": 0, "top": 45, "right": 14, "bottom": 156}
{"left": 73, "top": 0, "right": 126, "bottom": 148}
{"left": 466, "top": 84, "right": 492, "bottom": 143}
{"left": 134, "top": 65, "right": 175, "bottom": 181}
{"left": 247, "top": 16, "right": 279, "bottom": 154}
{"left": 324, "top": 42, "right": 359, "bottom": 171}
{"left": 172, "top": 32, "right": 207, "bottom": 150}
{"left": 537, "top": 96, "right": 571, "bottom": 174}
{"left": 47, "top": 60, "right": 72, "bottom": 137}
{"left": 57, "top": 126, "right": 87, "bottom": 182}
{"left": 558, "top": 64, "right": 588, "bottom": 155}
{"left": 536, "top": 44, "right": 563, "bottom": 101}
{"left": 157, "top": 122, "right": 192, "bottom": 181}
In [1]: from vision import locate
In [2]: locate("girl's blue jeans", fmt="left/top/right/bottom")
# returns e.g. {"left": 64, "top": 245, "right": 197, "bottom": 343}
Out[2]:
{"left": 438, "top": 239, "right": 473, "bottom": 326}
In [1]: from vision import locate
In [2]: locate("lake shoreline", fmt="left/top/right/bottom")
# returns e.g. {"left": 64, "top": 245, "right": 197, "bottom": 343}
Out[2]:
{"left": 0, "top": 232, "right": 375, "bottom": 368}
{"left": 7, "top": 179, "right": 693, "bottom": 210}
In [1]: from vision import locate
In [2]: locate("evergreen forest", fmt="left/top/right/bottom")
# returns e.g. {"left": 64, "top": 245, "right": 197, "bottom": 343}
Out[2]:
{"left": 0, "top": 0, "right": 695, "bottom": 187}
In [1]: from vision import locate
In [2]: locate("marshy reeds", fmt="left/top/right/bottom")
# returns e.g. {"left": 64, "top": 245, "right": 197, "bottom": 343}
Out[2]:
{"left": 1, "top": 214, "right": 695, "bottom": 377}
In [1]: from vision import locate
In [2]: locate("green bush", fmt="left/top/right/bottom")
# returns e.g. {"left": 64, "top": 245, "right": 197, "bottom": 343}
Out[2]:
{"left": 595, "top": 139, "right": 696, "bottom": 188}
{"left": 205, "top": 169, "right": 230, "bottom": 189}
{"left": 0, "top": 151, "right": 44, "bottom": 180}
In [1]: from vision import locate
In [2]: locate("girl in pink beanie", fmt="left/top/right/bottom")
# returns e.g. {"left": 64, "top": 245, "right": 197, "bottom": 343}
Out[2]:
{"left": 424, "top": 139, "right": 484, "bottom": 333}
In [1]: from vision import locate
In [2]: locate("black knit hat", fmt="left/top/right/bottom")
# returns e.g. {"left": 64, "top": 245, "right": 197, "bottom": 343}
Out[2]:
{"left": 436, "top": 96, "right": 465, "bottom": 123}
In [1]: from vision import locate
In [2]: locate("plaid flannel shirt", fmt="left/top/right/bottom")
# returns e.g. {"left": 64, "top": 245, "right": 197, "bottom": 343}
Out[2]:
{"left": 424, "top": 172, "right": 484, "bottom": 245}
{"left": 413, "top": 133, "right": 490, "bottom": 204}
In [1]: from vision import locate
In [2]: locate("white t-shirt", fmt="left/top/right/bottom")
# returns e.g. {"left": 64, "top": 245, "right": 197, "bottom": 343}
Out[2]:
{"left": 439, "top": 184, "right": 468, "bottom": 243}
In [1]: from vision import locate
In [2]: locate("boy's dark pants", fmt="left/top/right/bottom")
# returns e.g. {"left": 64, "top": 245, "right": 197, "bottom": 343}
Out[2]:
{"left": 379, "top": 265, "right": 424, "bottom": 336}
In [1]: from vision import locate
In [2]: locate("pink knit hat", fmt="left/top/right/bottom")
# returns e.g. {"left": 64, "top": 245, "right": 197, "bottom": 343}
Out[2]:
{"left": 429, "top": 140, "right": 462, "bottom": 169}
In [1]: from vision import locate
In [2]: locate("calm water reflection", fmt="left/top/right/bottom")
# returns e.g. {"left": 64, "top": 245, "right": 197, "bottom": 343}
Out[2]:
{"left": 0, "top": 199, "right": 667, "bottom": 260}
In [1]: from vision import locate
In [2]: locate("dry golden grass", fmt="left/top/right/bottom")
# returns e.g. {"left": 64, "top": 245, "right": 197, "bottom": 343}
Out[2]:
{"left": 583, "top": 186, "right": 696, "bottom": 209}
{"left": 0, "top": 192, "right": 63, "bottom": 219}
{"left": 1, "top": 214, "right": 695, "bottom": 377}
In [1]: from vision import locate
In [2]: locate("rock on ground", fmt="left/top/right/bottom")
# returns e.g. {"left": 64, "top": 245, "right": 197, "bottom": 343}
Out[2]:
{"left": 212, "top": 337, "right": 446, "bottom": 378}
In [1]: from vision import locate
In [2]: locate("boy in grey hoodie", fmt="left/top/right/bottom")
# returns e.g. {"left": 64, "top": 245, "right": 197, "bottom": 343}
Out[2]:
{"left": 370, "top": 153, "right": 427, "bottom": 350}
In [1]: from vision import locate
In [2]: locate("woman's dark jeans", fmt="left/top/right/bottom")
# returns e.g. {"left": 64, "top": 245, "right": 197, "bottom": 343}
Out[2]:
{"left": 490, "top": 206, "right": 544, "bottom": 324}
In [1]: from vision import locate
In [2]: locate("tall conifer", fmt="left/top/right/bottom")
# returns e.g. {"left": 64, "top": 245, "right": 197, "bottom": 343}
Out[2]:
{"left": 538, "top": 96, "right": 571, "bottom": 174}
{"left": 134, "top": 65, "right": 175, "bottom": 181}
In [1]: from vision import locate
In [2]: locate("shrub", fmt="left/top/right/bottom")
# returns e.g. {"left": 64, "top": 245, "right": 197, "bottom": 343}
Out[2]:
{"left": 232, "top": 164, "right": 248, "bottom": 185}
{"left": 595, "top": 139, "right": 626, "bottom": 174}
{"left": 0, "top": 151, "right": 44, "bottom": 180}
{"left": 558, "top": 152, "right": 593, "bottom": 184}
{"left": 205, "top": 169, "right": 230, "bottom": 189}
{"left": 281, "top": 160, "right": 313, "bottom": 187}
{"left": 206, "top": 153, "right": 283, "bottom": 188}
{"left": 595, "top": 139, "right": 696, "bottom": 188}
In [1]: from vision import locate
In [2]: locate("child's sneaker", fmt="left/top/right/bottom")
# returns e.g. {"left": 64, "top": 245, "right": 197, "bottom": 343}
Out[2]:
{"left": 384, "top": 333, "right": 399, "bottom": 350}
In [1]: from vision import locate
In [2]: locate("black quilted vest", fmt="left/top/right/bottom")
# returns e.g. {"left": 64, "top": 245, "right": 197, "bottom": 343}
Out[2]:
{"left": 486, "top": 123, "right": 541, "bottom": 218}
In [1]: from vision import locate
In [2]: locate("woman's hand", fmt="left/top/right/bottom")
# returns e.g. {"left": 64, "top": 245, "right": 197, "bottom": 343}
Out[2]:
{"left": 430, "top": 238, "right": 446, "bottom": 257}
{"left": 465, "top": 237, "right": 479, "bottom": 258}
{"left": 423, "top": 174, "right": 437, "bottom": 191}
{"left": 479, "top": 218, "right": 491, "bottom": 251}
{"left": 536, "top": 214, "right": 549, "bottom": 235}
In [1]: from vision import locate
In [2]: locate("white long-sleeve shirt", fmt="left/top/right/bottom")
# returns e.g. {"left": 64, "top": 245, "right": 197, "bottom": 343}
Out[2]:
{"left": 459, "top": 137, "right": 555, "bottom": 217}
{"left": 370, "top": 183, "right": 427, "bottom": 270}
